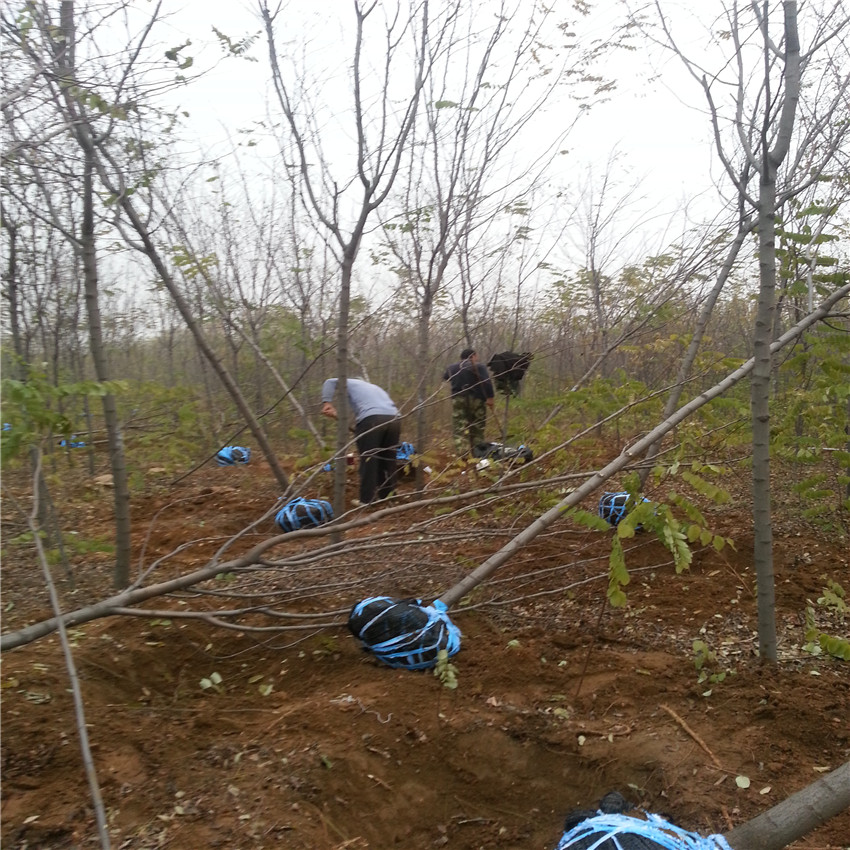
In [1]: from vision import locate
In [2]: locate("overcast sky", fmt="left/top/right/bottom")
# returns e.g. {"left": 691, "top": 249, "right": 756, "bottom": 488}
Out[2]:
{"left": 159, "top": 5, "right": 713, "bottom": 176}
{"left": 134, "top": 0, "right": 741, "bottom": 276}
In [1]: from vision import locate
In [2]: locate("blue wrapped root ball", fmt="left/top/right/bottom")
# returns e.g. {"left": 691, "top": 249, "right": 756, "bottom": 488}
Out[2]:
{"left": 598, "top": 491, "right": 650, "bottom": 528}
{"left": 216, "top": 446, "right": 251, "bottom": 466}
{"left": 396, "top": 441, "right": 416, "bottom": 462}
{"left": 275, "top": 497, "right": 333, "bottom": 532}
{"left": 554, "top": 791, "right": 732, "bottom": 849}
{"left": 348, "top": 596, "right": 461, "bottom": 670}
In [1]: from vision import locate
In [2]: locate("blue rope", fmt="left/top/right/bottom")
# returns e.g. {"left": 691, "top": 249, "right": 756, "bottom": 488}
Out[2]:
{"left": 348, "top": 597, "right": 461, "bottom": 670}
{"left": 275, "top": 497, "right": 333, "bottom": 532}
{"left": 216, "top": 446, "right": 251, "bottom": 466}
{"left": 555, "top": 812, "right": 733, "bottom": 850}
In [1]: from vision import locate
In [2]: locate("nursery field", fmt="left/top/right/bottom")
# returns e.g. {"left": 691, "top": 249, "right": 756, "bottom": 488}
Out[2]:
{"left": 1, "top": 449, "right": 849, "bottom": 850}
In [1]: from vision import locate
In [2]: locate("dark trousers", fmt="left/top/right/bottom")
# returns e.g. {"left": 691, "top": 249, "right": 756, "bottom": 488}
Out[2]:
{"left": 354, "top": 415, "right": 401, "bottom": 503}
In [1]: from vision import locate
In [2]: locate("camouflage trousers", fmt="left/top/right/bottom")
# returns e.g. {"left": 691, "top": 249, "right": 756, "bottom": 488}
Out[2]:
{"left": 451, "top": 395, "right": 487, "bottom": 455}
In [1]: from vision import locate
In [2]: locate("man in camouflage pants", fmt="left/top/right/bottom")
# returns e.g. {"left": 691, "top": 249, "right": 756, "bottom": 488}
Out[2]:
{"left": 442, "top": 347, "right": 495, "bottom": 455}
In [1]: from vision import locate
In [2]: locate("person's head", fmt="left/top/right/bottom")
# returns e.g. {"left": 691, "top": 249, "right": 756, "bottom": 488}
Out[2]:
{"left": 460, "top": 347, "right": 475, "bottom": 362}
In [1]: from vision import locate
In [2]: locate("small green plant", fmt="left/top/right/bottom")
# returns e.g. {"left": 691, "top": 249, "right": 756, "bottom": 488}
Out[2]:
{"left": 803, "top": 578, "right": 850, "bottom": 661}
{"left": 215, "top": 571, "right": 237, "bottom": 582}
{"left": 567, "top": 466, "right": 735, "bottom": 609}
{"left": 248, "top": 674, "right": 274, "bottom": 696}
{"left": 1, "top": 369, "right": 126, "bottom": 464}
{"left": 312, "top": 635, "right": 339, "bottom": 656}
{"left": 433, "top": 649, "right": 458, "bottom": 690}
{"left": 692, "top": 639, "right": 735, "bottom": 695}
{"left": 4, "top": 530, "right": 47, "bottom": 547}
{"left": 818, "top": 579, "right": 846, "bottom": 619}
{"left": 692, "top": 639, "right": 717, "bottom": 676}
{"left": 46, "top": 533, "right": 114, "bottom": 565}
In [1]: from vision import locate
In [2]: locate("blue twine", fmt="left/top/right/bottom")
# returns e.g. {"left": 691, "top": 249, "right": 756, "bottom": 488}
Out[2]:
{"left": 598, "top": 492, "right": 650, "bottom": 527}
{"left": 275, "top": 497, "right": 333, "bottom": 532}
{"left": 348, "top": 597, "right": 461, "bottom": 670}
{"left": 555, "top": 812, "right": 733, "bottom": 850}
{"left": 216, "top": 446, "right": 251, "bottom": 466}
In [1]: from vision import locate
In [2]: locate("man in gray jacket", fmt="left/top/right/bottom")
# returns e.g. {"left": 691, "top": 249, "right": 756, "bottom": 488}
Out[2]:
{"left": 321, "top": 378, "right": 401, "bottom": 504}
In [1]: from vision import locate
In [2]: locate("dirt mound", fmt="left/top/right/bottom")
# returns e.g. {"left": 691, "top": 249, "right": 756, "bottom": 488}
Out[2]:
{"left": 2, "top": 460, "right": 849, "bottom": 849}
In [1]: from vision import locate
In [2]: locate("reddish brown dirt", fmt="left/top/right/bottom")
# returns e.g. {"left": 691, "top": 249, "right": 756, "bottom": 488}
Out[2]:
{"left": 1, "top": 453, "right": 849, "bottom": 850}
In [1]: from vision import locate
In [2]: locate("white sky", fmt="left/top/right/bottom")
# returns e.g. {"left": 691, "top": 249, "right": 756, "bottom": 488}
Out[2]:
{"left": 154, "top": 0, "right": 721, "bottom": 220}
{"left": 113, "top": 0, "right": 801, "bottom": 297}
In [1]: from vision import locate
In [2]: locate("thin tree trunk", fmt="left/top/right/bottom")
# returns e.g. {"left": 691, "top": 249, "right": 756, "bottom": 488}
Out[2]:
{"left": 80, "top": 150, "right": 132, "bottom": 587}
{"left": 414, "top": 293, "right": 432, "bottom": 494}
{"left": 58, "top": 3, "right": 132, "bottom": 587}
{"left": 27, "top": 450, "right": 111, "bottom": 850}
{"left": 333, "top": 254, "right": 354, "bottom": 516}
{"left": 751, "top": 173, "right": 779, "bottom": 661}
{"left": 54, "top": 1, "right": 289, "bottom": 493}
{"left": 750, "top": 0, "right": 801, "bottom": 662}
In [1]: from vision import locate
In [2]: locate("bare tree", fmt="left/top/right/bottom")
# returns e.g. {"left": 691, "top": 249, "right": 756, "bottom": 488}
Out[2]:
{"left": 158, "top": 180, "right": 328, "bottom": 451}
{"left": 643, "top": 0, "right": 850, "bottom": 660}
{"left": 372, "top": 0, "right": 630, "bottom": 479}
{"left": 56, "top": 4, "right": 133, "bottom": 587}
{"left": 261, "top": 0, "right": 429, "bottom": 513}
{"left": 3, "top": 3, "right": 135, "bottom": 585}
{"left": 3, "top": 0, "right": 296, "bottom": 497}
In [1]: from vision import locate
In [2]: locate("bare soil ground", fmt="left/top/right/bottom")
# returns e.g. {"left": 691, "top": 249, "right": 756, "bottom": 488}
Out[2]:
{"left": 1, "top": 449, "right": 849, "bottom": 850}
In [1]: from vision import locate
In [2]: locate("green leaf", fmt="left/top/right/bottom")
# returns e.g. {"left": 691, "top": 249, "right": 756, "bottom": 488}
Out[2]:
{"left": 820, "top": 634, "right": 850, "bottom": 661}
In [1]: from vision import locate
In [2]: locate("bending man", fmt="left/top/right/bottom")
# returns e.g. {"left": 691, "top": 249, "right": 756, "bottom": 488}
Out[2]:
{"left": 321, "top": 378, "right": 401, "bottom": 504}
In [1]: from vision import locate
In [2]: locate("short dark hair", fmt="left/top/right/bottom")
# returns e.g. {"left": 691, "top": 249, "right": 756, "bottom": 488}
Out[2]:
{"left": 460, "top": 347, "right": 475, "bottom": 360}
